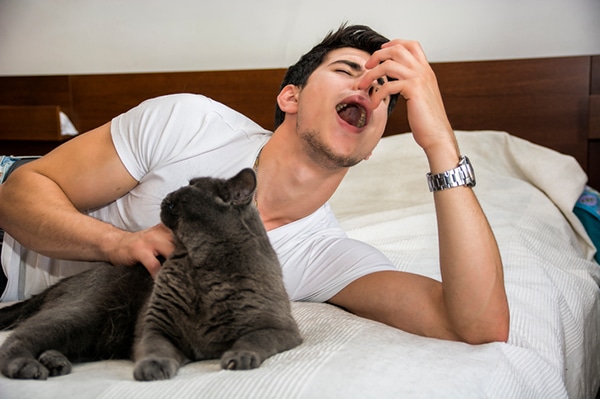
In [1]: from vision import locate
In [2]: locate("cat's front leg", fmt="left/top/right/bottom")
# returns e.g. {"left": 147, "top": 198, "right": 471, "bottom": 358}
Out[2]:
{"left": 133, "top": 356, "right": 179, "bottom": 381}
{"left": 220, "top": 327, "right": 302, "bottom": 370}
{"left": 38, "top": 349, "right": 72, "bottom": 377}
{"left": 221, "top": 349, "right": 260, "bottom": 370}
{"left": 133, "top": 332, "right": 187, "bottom": 381}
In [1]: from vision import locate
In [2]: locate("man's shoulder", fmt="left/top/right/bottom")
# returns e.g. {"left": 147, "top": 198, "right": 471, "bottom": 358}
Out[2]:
{"left": 141, "top": 93, "right": 266, "bottom": 130}
{"left": 139, "top": 93, "right": 213, "bottom": 109}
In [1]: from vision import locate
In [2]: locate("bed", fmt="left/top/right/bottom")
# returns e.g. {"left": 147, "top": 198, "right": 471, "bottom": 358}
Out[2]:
{"left": 1, "top": 55, "right": 599, "bottom": 398}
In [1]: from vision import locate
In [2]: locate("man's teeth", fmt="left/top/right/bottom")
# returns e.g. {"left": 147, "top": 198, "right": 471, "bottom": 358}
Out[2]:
{"left": 357, "top": 111, "right": 366, "bottom": 128}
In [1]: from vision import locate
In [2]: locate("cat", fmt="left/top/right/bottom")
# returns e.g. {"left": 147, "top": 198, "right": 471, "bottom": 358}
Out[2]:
{"left": 0, "top": 168, "right": 302, "bottom": 381}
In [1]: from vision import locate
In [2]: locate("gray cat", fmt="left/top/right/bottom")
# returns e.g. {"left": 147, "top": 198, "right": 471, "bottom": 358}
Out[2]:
{"left": 0, "top": 168, "right": 302, "bottom": 381}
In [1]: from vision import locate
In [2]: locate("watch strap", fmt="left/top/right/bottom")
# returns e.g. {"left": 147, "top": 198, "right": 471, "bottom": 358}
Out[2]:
{"left": 427, "top": 155, "right": 476, "bottom": 192}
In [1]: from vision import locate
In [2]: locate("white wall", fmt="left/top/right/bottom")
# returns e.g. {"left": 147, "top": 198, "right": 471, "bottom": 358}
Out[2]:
{"left": 0, "top": 0, "right": 599, "bottom": 76}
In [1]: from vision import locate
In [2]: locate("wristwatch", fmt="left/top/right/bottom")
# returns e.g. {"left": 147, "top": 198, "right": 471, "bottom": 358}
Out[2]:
{"left": 426, "top": 155, "right": 476, "bottom": 192}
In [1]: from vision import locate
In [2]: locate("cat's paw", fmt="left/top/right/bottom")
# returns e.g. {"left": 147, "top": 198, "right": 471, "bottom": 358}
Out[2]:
{"left": 133, "top": 357, "right": 179, "bottom": 381}
{"left": 220, "top": 350, "right": 262, "bottom": 370}
{"left": 1, "top": 356, "right": 49, "bottom": 380}
{"left": 38, "top": 350, "right": 72, "bottom": 377}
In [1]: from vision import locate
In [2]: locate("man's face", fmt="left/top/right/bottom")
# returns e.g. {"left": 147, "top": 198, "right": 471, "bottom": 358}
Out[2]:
{"left": 294, "top": 47, "right": 390, "bottom": 169}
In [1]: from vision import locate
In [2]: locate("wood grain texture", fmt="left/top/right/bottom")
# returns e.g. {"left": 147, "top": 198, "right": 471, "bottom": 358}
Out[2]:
{"left": 0, "top": 106, "right": 61, "bottom": 140}
{"left": 591, "top": 56, "right": 600, "bottom": 95}
{"left": 69, "top": 69, "right": 286, "bottom": 132}
{"left": 590, "top": 95, "right": 600, "bottom": 140}
{"left": 0, "top": 56, "right": 595, "bottom": 185}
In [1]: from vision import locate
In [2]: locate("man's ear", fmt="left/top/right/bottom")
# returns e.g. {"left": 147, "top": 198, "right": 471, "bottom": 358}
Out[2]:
{"left": 277, "top": 84, "right": 300, "bottom": 115}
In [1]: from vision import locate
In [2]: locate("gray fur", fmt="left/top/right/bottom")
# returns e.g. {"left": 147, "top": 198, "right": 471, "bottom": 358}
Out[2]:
{"left": 0, "top": 168, "right": 302, "bottom": 381}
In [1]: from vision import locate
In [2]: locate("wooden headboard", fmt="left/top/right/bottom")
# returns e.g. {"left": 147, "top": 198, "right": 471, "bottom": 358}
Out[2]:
{"left": 1, "top": 55, "right": 598, "bottom": 188}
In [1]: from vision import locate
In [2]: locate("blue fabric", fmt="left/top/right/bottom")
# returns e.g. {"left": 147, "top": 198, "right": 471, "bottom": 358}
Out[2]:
{"left": 0, "top": 155, "right": 39, "bottom": 183}
{"left": 0, "top": 156, "right": 19, "bottom": 184}
{"left": 573, "top": 185, "right": 600, "bottom": 263}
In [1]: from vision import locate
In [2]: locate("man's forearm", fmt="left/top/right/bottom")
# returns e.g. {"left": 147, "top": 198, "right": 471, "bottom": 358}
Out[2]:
{"left": 433, "top": 185, "right": 509, "bottom": 344}
{"left": 0, "top": 168, "right": 120, "bottom": 263}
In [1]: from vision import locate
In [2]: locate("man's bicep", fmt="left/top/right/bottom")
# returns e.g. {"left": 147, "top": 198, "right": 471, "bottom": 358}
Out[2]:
{"left": 27, "top": 122, "right": 138, "bottom": 211}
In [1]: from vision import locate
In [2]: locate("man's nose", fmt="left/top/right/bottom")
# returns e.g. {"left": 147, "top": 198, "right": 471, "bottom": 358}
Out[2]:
{"left": 367, "top": 77, "right": 385, "bottom": 96}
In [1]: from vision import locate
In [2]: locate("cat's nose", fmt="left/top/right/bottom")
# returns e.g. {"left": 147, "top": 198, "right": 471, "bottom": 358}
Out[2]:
{"left": 161, "top": 198, "right": 174, "bottom": 212}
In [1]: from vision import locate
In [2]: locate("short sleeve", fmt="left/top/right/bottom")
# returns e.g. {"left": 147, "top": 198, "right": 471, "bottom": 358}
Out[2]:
{"left": 269, "top": 204, "right": 395, "bottom": 302}
{"left": 111, "top": 94, "right": 215, "bottom": 181}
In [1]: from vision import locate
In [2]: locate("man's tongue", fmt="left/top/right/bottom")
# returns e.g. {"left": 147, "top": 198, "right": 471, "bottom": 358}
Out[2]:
{"left": 338, "top": 104, "right": 365, "bottom": 128}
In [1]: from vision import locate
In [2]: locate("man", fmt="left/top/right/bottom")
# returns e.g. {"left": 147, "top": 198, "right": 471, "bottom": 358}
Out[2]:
{"left": 0, "top": 25, "right": 509, "bottom": 344}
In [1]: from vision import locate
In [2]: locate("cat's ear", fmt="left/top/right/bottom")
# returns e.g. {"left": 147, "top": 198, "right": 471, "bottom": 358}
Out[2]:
{"left": 226, "top": 168, "right": 257, "bottom": 206}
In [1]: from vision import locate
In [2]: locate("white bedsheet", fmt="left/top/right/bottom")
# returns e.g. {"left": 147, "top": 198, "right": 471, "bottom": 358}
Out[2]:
{"left": 1, "top": 131, "right": 599, "bottom": 398}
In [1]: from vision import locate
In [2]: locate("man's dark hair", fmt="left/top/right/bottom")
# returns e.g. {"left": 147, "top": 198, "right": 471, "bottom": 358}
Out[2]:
{"left": 274, "top": 24, "right": 400, "bottom": 129}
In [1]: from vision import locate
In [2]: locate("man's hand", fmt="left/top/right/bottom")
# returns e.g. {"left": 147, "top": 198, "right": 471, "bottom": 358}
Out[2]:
{"left": 358, "top": 40, "right": 457, "bottom": 157}
{"left": 105, "top": 224, "right": 175, "bottom": 278}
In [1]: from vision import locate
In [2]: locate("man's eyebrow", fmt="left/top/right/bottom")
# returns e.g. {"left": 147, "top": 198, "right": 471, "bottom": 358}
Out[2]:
{"left": 328, "top": 59, "right": 364, "bottom": 72}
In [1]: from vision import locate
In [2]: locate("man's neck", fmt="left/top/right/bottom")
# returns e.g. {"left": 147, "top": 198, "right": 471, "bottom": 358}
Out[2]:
{"left": 256, "top": 130, "right": 348, "bottom": 231}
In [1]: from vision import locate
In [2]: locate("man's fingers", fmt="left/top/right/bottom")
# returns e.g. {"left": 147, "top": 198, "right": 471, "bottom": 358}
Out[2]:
{"left": 153, "top": 223, "right": 176, "bottom": 256}
{"left": 139, "top": 254, "right": 162, "bottom": 278}
{"left": 142, "top": 224, "right": 175, "bottom": 277}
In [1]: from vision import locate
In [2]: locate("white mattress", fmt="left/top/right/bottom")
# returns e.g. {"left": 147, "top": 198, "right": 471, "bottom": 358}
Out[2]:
{"left": 1, "top": 131, "right": 599, "bottom": 398}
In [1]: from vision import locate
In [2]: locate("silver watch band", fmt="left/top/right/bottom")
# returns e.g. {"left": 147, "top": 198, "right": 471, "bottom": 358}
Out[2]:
{"left": 426, "top": 155, "right": 476, "bottom": 192}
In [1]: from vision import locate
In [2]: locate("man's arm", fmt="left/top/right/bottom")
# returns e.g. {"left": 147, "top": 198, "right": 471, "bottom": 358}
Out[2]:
{"left": 0, "top": 122, "right": 174, "bottom": 276}
{"left": 329, "top": 40, "right": 509, "bottom": 344}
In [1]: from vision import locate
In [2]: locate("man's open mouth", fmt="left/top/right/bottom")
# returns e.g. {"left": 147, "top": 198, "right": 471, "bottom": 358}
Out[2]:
{"left": 336, "top": 103, "right": 367, "bottom": 129}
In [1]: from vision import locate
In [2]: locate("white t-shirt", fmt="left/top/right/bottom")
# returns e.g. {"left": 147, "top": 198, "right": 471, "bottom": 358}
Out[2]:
{"left": 1, "top": 94, "right": 394, "bottom": 302}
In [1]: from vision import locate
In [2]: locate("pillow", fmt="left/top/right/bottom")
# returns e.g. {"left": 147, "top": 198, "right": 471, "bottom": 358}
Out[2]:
{"left": 574, "top": 185, "right": 600, "bottom": 263}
